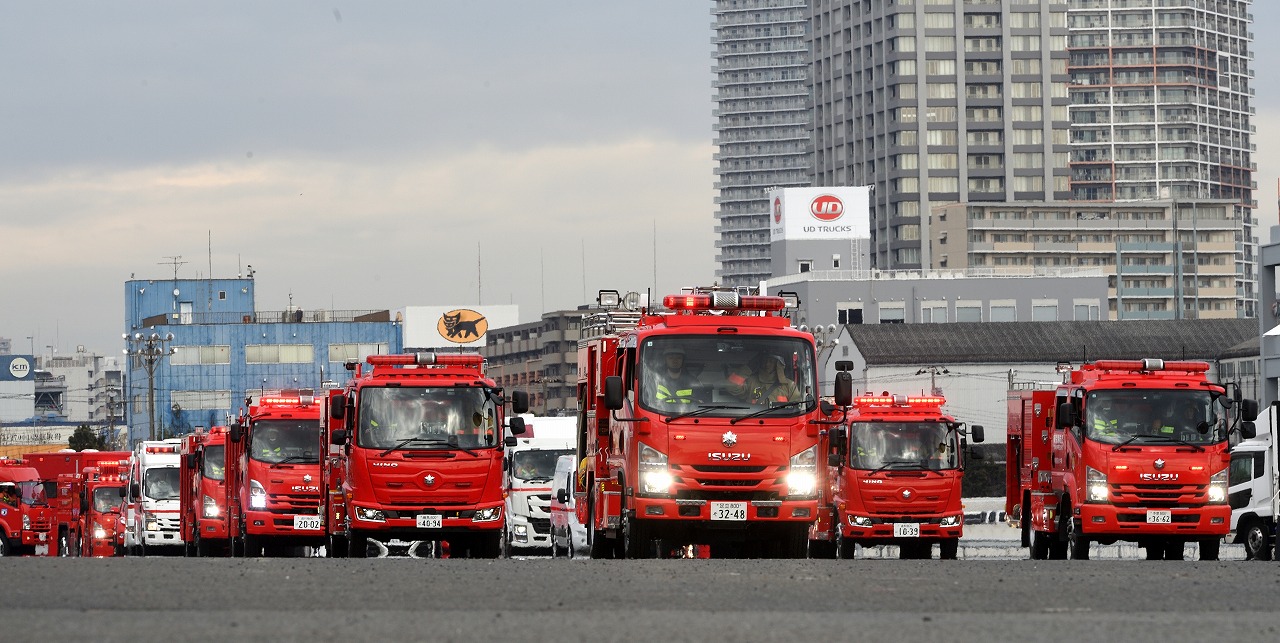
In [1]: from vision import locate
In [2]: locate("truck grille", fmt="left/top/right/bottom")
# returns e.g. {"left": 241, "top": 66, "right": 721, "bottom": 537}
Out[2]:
{"left": 529, "top": 518, "right": 551, "bottom": 534}
{"left": 1110, "top": 483, "right": 1207, "bottom": 507}
{"left": 674, "top": 490, "right": 779, "bottom": 502}
{"left": 688, "top": 465, "right": 770, "bottom": 474}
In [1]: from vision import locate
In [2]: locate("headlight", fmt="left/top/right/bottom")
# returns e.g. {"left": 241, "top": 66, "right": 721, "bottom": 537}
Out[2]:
{"left": 788, "top": 445, "right": 818, "bottom": 497}
{"left": 354, "top": 506, "right": 386, "bottom": 522}
{"left": 848, "top": 514, "right": 873, "bottom": 528}
{"left": 93, "top": 523, "right": 108, "bottom": 539}
{"left": 145, "top": 520, "right": 158, "bottom": 532}
{"left": 940, "top": 514, "right": 962, "bottom": 527}
{"left": 202, "top": 495, "right": 220, "bottom": 518}
{"left": 23, "top": 514, "right": 31, "bottom": 530}
{"left": 638, "top": 443, "right": 670, "bottom": 495}
{"left": 514, "top": 524, "right": 528, "bottom": 536}
{"left": 473, "top": 507, "right": 502, "bottom": 522}
{"left": 249, "top": 479, "right": 267, "bottom": 510}
{"left": 1208, "top": 468, "right": 1228, "bottom": 503}
{"left": 1086, "top": 466, "right": 1108, "bottom": 503}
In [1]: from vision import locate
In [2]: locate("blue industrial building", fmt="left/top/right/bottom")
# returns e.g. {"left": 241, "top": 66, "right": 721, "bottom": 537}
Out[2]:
{"left": 122, "top": 276, "right": 401, "bottom": 445}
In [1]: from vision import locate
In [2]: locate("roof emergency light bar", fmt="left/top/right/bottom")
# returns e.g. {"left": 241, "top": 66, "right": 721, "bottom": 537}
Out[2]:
{"left": 855, "top": 395, "right": 946, "bottom": 407}
{"left": 662, "top": 293, "right": 786, "bottom": 313}
{"left": 1091, "top": 359, "right": 1209, "bottom": 374}
{"left": 367, "top": 353, "right": 484, "bottom": 367}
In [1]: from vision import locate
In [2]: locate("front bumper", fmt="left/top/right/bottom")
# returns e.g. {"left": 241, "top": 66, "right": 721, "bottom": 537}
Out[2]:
{"left": 840, "top": 513, "right": 963, "bottom": 544}
{"left": 349, "top": 499, "right": 504, "bottom": 538}
{"left": 1078, "top": 503, "right": 1230, "bottom": 538}
{"left": 632, "top": 497, "right": 816, "bottom": 523}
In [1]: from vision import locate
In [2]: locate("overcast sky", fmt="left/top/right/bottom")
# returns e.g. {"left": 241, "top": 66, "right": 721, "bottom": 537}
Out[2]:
{"left": 3, "top": 3, "right": 1279, "bottom": 355}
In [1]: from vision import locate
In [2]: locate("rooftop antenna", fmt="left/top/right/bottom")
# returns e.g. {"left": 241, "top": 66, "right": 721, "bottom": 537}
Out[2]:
{"left": 477, "top": 241, "right": 482, "bottom": 305}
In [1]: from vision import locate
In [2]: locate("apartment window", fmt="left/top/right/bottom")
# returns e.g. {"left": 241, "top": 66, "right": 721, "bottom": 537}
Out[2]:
{"left": 927, "top": 129, "right": 957, "bottom": 146}
{"left": 1010, "top": 35, "right": 1041, "bottom": 51}
{"left": 921, "top": 302, "right": 948, "bottom": 323}
{"left": 898, "top": 107, "right": 918, "bottom": 123}
{"left": 879, "top": 305, "right": 906, "bottom": 324}
{"left": 798, "top": 260, "right": 812, "bottom": 273}
{"left": 1031, "top": 300, "right": 1058, "bottom": 322}
{"left": 968, "top": 177, "right": 1005, "bottom": 192}
{"left": 923, "top": 13, "right": 955, "bottom": 28}
{"left": 1008, "top": 11, "right": 1039, "bottom": 28}
{"left": 171, "top": 345, "right": 231, "bottom": 365}
{"left": 926, "top": 106, "right": 957, "bottom": 122}
{"left": 897, "top": 153, "right": 919, "bottom": 170}
{"left": 929, "top": 176, "right": 959, "bottom": 192}
{"left": 1012, "top": 129, "right": 1043, "bottom": 145}
{"left": 171, "top": 390, "right": 233, "bottom": 411}
{"left": 968, "top": 130, "right": 1003, "bottom": 146}
{"left": 1011, "top": 105, "right": 1042, "bottom": 121}
{"left": 245, "top": 344, "right": 314, "bottom": 364}
{"left": 927, "top": 60, "right": 957, "bottom": 75}
{"left": 928, "top": 153, "right": 958, "bottom": 170}
{"left": 1013, "top": 152, "right": 1043, "bottom": 169}
{"left": 927, "top": 83, "right": 957, "bottom": 101}
{"left": 967, "top": 107, "right": 1002, "bottom": 122}
{"left": 894, "top": 130, "right": 918, "bottom": 146}
{"left": 896, "top": 59, "right": 917, "bottom": 75}
{"left": 1009, "top": 59, "right": 1041, "bottom": 75}
{"left": 1013, "top": 175, "right": 1044, "bottom": 192}
{"left": 328, "top": 343, "right": 389, "bottom": 363}
{"left": 965, "top": 37, "right": 1001, "bottom": 53}
{"left": 1010, "top": 83, "right": 1041, "bottom": 99}
{"left": 896, "top": 36, "right": 917, "bottom": 52}
{"left": 1073, "top": 303, "right": 1101, "bottom": 321}
{"left": 925, "top": 36, "right": 956, "bottom": 52}
{"left": 968, "top": 153, "right": 1003, "bottom": 170}
{"left": 896, "top": 83, "right": 917, "bottom": 100}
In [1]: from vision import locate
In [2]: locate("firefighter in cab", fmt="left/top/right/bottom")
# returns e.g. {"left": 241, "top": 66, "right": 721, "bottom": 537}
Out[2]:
{"left": 729, "top": 353, "right": 801, "bottom": 405}
{"left": 257, "top": 427, "right": 284, "bottom": 461}
{"left": 653, "top": 346, "right": 698, "bottom": 407}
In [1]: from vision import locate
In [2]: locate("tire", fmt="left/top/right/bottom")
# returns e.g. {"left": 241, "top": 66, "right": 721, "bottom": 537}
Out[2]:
{"left": 500, "top": 530, "right": 511, "bottom": 559}
{"left": 1163, "top": 540, "right": 1185, "bottom": 561}
{"left": 1144, "top": 541, "right": 1163, "bottom": 560}
{"left": 471, "top": 532, "right": 502, "bottom": 559}
{"left": 242, "top": 533, "right": 263, "bottom": 558}
{"left": 1199, "top": 538, "right": 1221, "bottom": 562}
{"left": 939, "top": 538, "right": 959, "bottom": 560}
{"left": 0, "top": 532, "right": 11, "bottom": 556}
{"left": 347, "top": 530, "right": 369, "bottom": 558}
{"left": 1030, "top": 531, "right": 1049, "bottom": 560}
{"left": 1243, "top": 520, "right": 1272, "bottom": 561}
{"left": 808, "top": 539, "right": 836, "bottom": 560}
{"left": 836, "top": 531, "right": 856, "bottom": 560}
{"left": 1019, "top": 495, "right": 1031, "bottom": 548}
{"left": 1067, "top": 517, "right": 1090, "bottom": 560}
{"left": 1048, "top": 531, "right": 1067, "bottom": 560}
{"left": 327, "top": 534, "right": 348, "bottom": 559}
{"left": 623, "top": 513, "right": 654, "bottom": 559}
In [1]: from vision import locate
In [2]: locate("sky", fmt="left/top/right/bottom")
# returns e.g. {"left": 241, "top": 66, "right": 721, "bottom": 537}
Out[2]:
{"left": 3, "top": 2, "right": 1280, "bottom": 356}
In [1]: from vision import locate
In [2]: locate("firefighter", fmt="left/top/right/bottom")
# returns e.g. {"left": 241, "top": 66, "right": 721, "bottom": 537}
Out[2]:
{"left": 1091, "top": 399, "right": 1120, "bottom": 439}
{"left": 733, "top": 354, "right": 801, "bottom": 405}
{"left": 0, "top": 482, "right": 17, "bottom": 506}
{"left": 653, "top": 347, "right": 697, "bottom": 406}
{"left": 256, "top": 427, "right": 284, "bottom": 461}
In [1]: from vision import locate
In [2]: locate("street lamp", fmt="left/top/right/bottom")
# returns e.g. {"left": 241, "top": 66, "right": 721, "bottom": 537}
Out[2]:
{"left": 802, "top": 324, "right": 841, "bottom": 390}
{"left": 124, "top": 331, "right": 175, "bottom": 441}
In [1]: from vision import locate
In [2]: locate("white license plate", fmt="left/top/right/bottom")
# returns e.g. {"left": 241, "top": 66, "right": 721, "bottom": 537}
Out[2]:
{"left": 710, "top": 501, "right": 747, "bottom": 521}
{"left": 1146, "top": 510, "right": 1172, "bottom": 524}
{"left": 293, "top": 515, "right": 322, "bottom": 531}
{"left": 416, "top": 514, "right": 443, "bottom": 529}
{"left": 894, "top": 522, "right": 921, "bottom": 538}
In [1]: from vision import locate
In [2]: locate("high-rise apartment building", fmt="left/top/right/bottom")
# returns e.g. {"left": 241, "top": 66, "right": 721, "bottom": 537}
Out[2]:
{"left": 1066, "top": 0, "right": 1256, "bottom": 312}
{"left": 712, "top": 0, "right": 812, "bottom": 288}
{"left": 808, "top": 1, "right": 1072, "bottom": 270}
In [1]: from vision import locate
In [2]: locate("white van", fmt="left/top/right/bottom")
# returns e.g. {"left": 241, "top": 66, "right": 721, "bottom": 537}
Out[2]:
{"left": 550, "top": 454, "right": 586, "bottom": 557}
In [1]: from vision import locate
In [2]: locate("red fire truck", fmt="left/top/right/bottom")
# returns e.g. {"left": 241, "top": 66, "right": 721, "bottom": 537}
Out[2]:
{"left": 25, "top": 450, "right": 130, "bottom": 555}
{"left": 0, "top": 458, "right": 54, "bottom": 555}
{"left": 810, "top": 388, "right": 982, "bottom": 559}
{"left": 1007, "top": 359, "right": 1257, "bottom": 561}
{"left": 321, "top": 353, "right": 527, "bottom": 558}
{"left": 53, "top": 460, "right": 128, "bottom": 557}
{"left": 226, "top": 391, "right": 325, "bottom": 557}
{"left": 180, "top": 427, "right": 230, "bottom": 556}
{"left": 575, "top": 288, "right": 835, "bottom": 559}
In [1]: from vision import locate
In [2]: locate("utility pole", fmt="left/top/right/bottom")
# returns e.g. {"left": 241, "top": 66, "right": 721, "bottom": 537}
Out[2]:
{"left": 124, "top": 331, "right": 175, "bottom": 441}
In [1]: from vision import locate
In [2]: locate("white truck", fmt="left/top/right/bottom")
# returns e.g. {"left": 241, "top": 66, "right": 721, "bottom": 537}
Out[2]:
{"left": 123, "top": 439, "right": 184, "bottom": 555}
{"left": 502, "top": 416, "right": 575, "bottom": 556}
{"left": 1228, "top": 402, "right": 1278, "bottom": 560}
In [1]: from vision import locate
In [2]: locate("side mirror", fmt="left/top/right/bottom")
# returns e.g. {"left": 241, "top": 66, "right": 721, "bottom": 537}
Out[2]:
{"left": 835, "top": 360, "right": 853, "bottom": 372}
{"left": 118, "top": 486, "right": 127, "bottom": 498}
{"left": 504, "top": 436, "right": 518, "bottom": 448}
{"left": 330, "top": 429, "right": 349, "bottom": 446}
{"left": 827, "top": 452, "right": 842, "bottom": 467}
{"left": 834, "top": 372, "right": 853, "bottom": 407}
{"left": 1240, "top": 399, "right": 1259, "bottom": 422}
{"left": 185, "top": 454, "right": 197, "bottom": 470}
{"left": 229, "top": 424, "right": 242, "bottom": 443}
{"left": 1057, "top": 402, "right": 1078, "bottom": 429}
{"left": 556, "top": 488, "right": 568, "bottom": 503}
{"left": 970, "top": 425, "right": 985, "bottom": 444}
{"left": 509, "top": 417, "right": 527, "bottom": 436}
{"left": 604, "top": 376, "right": 624, "bottom": 411}
{"left": 510, "top": 390, "right": 530, "bottom": 415}
{"left": 819, "top": 400, "right": 835, "bottom": 416}
{"left": 831, "top": 425, "right": 848, "bottom": 452}
{"left": 1240, "top": 420, "right": 1257, "bottom": 440}
{"left": 130, "top": 482, "right": 140, "bottom": 498}
{"left": 330, "top": 394, "right": 346, "bottom": 421}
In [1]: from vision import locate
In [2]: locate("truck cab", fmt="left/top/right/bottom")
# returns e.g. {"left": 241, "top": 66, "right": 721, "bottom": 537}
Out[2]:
{"left": 180, "top": 427, "right": 230, "bottom": 556}
{"left": 503, "top": 416, "right": 575, "bottom": 555}
{"left": 1228, "top": 402, "right": 1278, "bottom": 560}
{"left": 124, "top": 439, "right": 184, "bottom": 555}
{"left": 0, "top": 460, "right": 54, "bottom": 556}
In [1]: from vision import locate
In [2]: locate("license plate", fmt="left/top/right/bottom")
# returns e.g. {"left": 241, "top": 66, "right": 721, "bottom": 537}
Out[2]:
{"left": 416, "top": 514, "right": 443, "bottom": 529}
{"left": 894, "top": 522, "right": 921, "bottom": 538}
{"left": 710, "top": 501, "right": 747, "bottom": 521}
{"left": 1146, "top": 510, "right": 1171, "bottom": 524}
{"left": 293, "top": 515, "right": 322, "bottom": 531}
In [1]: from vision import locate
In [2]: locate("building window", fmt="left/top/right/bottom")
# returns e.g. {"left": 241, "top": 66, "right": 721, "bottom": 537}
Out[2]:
{"left": 218, "top": 291, "right": 227, "bottom": 300}
{"left": 798, "top": 260, "right": 812, "bottom": 273}
{"left": 921, "top": 302, "right": 948, "bottom": 323}
{"left": 955, "top": 305, "right": 982, "bottom": 322}
{"left": 171, "top": 345, "right": 231, "bottom": 365}
{"left": 837, "top": 305, "right": 864, "bottom": 325}
{"left": 990, "top": 303, "right": 1017, "bottom": 322}
{"left": 1032, "top": 301, "right": 1058, "bottom": 321}
{"left": 328, "top": 343, "right": 389, "bottom": 363}
{"left": 246, "top": 344, "right": 314, "bottom": 364}
{"left": 879, "top": 306, "right": 906, "bottom": 324}
{"left": 171, "top": 390, "right": 233, "bottom": 411}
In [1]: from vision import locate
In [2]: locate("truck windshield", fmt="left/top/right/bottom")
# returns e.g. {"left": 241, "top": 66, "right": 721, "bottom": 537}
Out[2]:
{"left": 1084, "top": 390, "right": 1224, "bottom": 445}
{"left": 143, "top": 467, "right": 179, "bottom": 501}
{"left": 848, "top": 422, "right": 958, "bottom": 471}
{"left": 357, "top": 386, "right": 499, "bottom": 451}
{"left": 250, "top": 420, "right": 320, "bottom": 465}
{"left": 512, "top": 449, "right": 573, "bottom": 482}
{"left": 203, "top": 445, "right": 225, "bottom": 480}
{"left": 94, "top": 486, "right": 124, "bottom": 513}
{"left": 637, "top": 336, "right": 816, "bottom": 418}
{"left": 18, "top": 481, "right": 47, "bottom": 506}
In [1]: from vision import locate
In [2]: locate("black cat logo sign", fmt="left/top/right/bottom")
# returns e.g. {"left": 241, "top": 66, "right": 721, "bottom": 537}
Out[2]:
{"left": 437, "top": 309, "right": 488, "bottom": 344}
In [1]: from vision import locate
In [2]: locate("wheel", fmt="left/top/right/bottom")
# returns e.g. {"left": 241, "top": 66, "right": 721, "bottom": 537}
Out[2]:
{"left": 347, "top": 530, "right": 369, "bottom": 558}
{"left": 196, "top": 533, "right": 214, "bottom": 557}
{"left": 1067, "top": 517, "right": 1090, "bottom": 560}
{"left": 0, "top": 532, "right": 11, "bottom": 556}
{"left": 1243, "top": 520, "right": 1273, "bottom": 561}
{"left": 780, "top": 525, "right": 808, "bottom": 559}
{"left": 836, "top": 530, "right": 856, "bottom": 560}
{"left": 1163, "top": 540, "right": 1185, "bottom": 561}
{"left": 1048, "top": 530, "right": 1067, "bottom": 560}
{"left": 471, "top": 533, "right": 502, "bottom": 559}
{"left": 327, "top": 534, "right": 348, "bottom": 558}
{"left": 1030, "top": 531, "right": 1049, "bottom": 560}
{"left": 242, "top": 534, "right": 263, "bottom": 558}
{"left": 1144, "top": 541, "right": 1163, "bottom": 560}
{"left": 1199, "top": 538, "right": 1221, "bottom": 562}
{"left": 623, "top": 513, "right": 655, "bottom": 559}
{"left": 808, "top": 539, "right": 836, "bottom": 560}
{"left": 939, "top": 538, "right": 959, "bottom": 560}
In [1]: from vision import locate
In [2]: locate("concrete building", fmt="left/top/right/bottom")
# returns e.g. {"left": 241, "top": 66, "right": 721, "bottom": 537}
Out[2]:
{"left": 932, "top": 199, "right": 1251, "bottom": 319}
{"left": 34, "top": 349, "right": 121, "bottom": 425}
{"left": 481, "top": 308, "right": 599, "bottom": 416}
{"left": 808, "top": 1, "right": 1071, "bottom": 270}
{"left": 712, "top": 0, "right": 813, "bottom": 288}
{"left": 122, "top": 276, "right": 400, "bottom": 445}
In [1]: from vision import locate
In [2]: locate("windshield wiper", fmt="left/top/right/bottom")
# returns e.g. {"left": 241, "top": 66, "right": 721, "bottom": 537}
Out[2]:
{"left": 667, "top": 404, "right": 747, "bottom": 422}
{"left": 729, "top": 398, "right": 814, "bottom": 425}
{"left": 379, "top": 437, "right": 437, "bottom": 457}
{"left": 270, "top": 454, "right": 318, "bottom": 468}
{"left": 1111, "top": 433, "right": 1204, "bottom": 452}
{"left": 865, "top": 460, "right": 920, "bottom": 476}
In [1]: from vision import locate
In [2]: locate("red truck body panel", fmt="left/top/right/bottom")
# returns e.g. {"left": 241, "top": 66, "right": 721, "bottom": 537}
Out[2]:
{"left": 180, "top": 428, "right": 231, "bottom": 555}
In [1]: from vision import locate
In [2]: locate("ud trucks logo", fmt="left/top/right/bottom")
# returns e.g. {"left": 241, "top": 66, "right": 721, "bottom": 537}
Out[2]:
{"left": 708, "top": 452, "right": 752, "bottom": 462}
{"left": 437, "top": 309, "right": 488, "bottom": 343}
{"left": 1140, "top": 473, "right": 1179, "bottom": 481}
{"left": 773, "top": 197, "right": 782, "bottom": 223}
{"left": 810, "top": 195, "right": 844, "bottom": 222}
{"left": 722, "top": 431, "right": 738, "bottom": 448}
